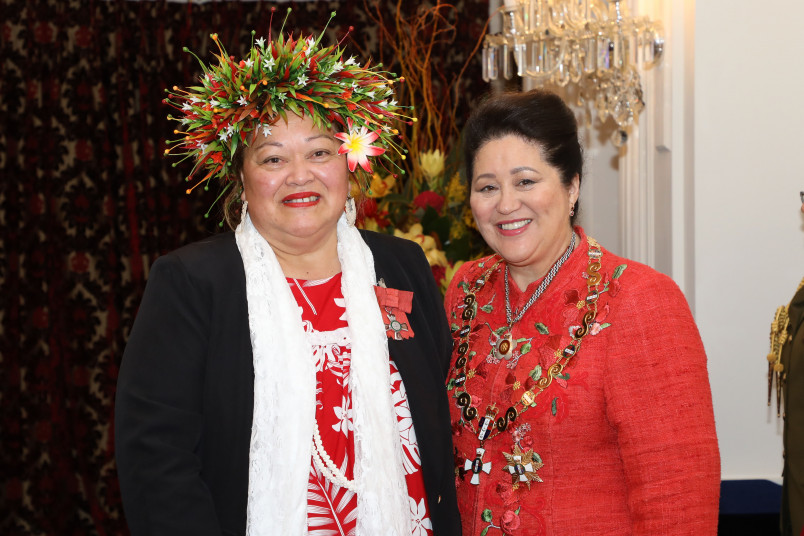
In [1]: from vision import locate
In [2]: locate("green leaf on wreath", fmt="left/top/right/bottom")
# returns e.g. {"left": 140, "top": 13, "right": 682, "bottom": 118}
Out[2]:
{"left": 230, "top": 135, "right": 239, "bottom": 157}
{"left": 520, "top": 342, "right": 532, "bottom": 355}
{"left": 535, "top": 322, "right": 549, "bottom": 334}
{"left": 481, "top": 509, "right": 493, "bottom": 522}
{"left": 612, "top": 264, "right": 627, "bottom": 279}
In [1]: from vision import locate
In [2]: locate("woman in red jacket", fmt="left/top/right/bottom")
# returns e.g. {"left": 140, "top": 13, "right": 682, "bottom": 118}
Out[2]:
{"left": 444, "top": 89, "right": 720, "bottom": 535}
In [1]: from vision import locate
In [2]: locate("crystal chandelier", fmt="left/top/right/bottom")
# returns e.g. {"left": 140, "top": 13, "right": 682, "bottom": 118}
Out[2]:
{"left": 482, "top": 0, "right": 664, "bottom": 146}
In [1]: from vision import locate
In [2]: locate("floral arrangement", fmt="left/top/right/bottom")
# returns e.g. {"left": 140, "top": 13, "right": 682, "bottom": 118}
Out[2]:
{"left": 354, "top": 0, "right": 491, "bottom": 293}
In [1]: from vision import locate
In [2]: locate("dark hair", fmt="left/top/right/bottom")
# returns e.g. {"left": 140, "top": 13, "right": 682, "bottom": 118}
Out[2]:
{"left": 462, "top": 89, "right": 583, "bottom": 223}
{"left": 221, "top": 147, "right": 245, "bottom": 230}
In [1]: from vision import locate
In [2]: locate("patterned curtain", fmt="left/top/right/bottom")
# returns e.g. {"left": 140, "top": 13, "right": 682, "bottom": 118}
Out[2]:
{"left": 0, "top": 0, "right": 489, "bottom": 533}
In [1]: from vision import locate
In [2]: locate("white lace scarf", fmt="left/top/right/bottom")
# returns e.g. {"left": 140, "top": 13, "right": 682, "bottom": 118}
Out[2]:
{"left": 235, "top": 211, "right": 412, "bottom": 536}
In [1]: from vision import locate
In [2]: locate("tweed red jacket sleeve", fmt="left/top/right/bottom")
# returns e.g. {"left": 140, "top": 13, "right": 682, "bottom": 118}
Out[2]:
{"left": 601, "top": 263, "right": 721, "bottom": 534}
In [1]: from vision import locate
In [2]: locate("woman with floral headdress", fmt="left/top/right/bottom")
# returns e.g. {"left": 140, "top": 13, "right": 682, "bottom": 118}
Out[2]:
{"left": 114, "top": 15, "right": 460, "bottom": 536}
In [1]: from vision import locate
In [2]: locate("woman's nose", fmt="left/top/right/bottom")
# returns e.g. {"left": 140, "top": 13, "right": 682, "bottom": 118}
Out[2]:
{"left": 287, "top": 158, "right": 314, "bottom": 186}
{"left": 497, "top": 185, "right": 519, "bottom": 214}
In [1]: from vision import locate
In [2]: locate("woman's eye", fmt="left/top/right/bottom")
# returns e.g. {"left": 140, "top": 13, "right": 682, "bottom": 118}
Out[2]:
{"left": 262, "top": 156, "right": 282, "bottom": 164}
{"left": 518, "top": 178, "right": 536, "bottom": 187}
{"left": 478, "top": 184, "right": 496, "bottom": 193}
{"left": 312, "top": 150, "right": 331, "bottom": 158}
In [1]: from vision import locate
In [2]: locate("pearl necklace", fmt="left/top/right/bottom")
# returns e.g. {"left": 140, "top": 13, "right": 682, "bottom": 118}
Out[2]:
{"left": 312, "top": 422, "right": 358, "bottom": 492}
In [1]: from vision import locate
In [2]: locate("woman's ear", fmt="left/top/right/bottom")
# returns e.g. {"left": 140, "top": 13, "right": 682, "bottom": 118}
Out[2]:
{"left": 569, "top": 174, "right": 580, "bottom": 207}
{"left": 240, "top": 172, "right": 246, "bottom": 202}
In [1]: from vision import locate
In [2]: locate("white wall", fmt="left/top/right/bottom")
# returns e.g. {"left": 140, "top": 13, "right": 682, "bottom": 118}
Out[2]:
{"left": 695, "top": 0, "right": 804, "bottom": 480}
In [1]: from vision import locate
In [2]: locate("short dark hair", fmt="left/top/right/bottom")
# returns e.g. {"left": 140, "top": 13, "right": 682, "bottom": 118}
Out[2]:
{"left": 462, "top": 89, "right": 583, "bottom": 223}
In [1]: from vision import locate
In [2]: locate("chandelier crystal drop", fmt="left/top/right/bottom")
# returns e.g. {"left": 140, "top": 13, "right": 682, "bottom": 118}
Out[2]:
{"left": 482, "top": 0, "right": 664, "bottom": 146}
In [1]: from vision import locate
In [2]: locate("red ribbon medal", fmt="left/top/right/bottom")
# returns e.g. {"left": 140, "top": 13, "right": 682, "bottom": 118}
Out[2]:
{"left": 373, "top": 285, "right": 415, "bottom": 340}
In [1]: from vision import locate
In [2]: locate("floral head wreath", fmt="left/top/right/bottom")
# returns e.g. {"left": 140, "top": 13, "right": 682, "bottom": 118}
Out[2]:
{"left": 164, "top": 10, "right": 411, "bottom": 218}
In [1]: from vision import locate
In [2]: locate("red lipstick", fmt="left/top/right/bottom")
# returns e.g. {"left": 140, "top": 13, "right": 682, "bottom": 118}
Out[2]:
{"left": 282, "top": 191, "right": 321, "bottom": 207}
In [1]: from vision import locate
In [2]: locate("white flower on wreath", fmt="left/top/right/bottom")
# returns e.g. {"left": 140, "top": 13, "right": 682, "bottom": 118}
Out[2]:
{"left": 332, "top": 397, "right": 354, "bottom": 436}
{"left": 409, "top": 497, "right": 433, "bottom": 536}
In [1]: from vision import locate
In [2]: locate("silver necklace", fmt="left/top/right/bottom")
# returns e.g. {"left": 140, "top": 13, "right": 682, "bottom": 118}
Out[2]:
{"left": 504, "top": 232, "right": 577, "bottom": 326}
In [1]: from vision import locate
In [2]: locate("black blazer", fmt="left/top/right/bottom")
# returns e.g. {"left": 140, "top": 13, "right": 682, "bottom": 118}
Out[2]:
{"left": 115, "top": 230, "right": 461, "bottom": 536}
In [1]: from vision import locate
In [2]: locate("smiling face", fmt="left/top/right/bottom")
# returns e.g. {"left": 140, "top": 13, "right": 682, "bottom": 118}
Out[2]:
{"left": 240, "top": 113, "right": 349, "bottom": 254}
{"left": 470, "top": 134, "right": 579, "bottom": 285}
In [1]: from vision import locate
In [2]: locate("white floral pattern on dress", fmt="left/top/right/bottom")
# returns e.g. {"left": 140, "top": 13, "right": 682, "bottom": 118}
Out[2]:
{"left": 332, "top": 397, "right": 354, "bottom": 436}
{"left": 391, "top": 368, "right": 422, "bottom": 474}
{"left": 409, "top": 497, "right": 433, "bottom": 536}
{"left": 292, "top": 274, "right": 432, "bottom": 536}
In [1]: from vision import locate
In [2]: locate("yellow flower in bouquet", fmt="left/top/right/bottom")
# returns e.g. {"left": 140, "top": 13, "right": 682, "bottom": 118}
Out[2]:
{"left": 349, "top": 180, "right": 362, "bottom": 199}
{"left": 419, "top": 149, "right": 446, "bottom": 189}
{"left": 463, "top": 205, "right": 477, "bottom": 230}
{"left": 445, "top": 172, "right": 465, "bottom": 205}
{"left": 440, "top": 260, "right": 466, "bottom": 295}
{"left": 367, "top": 173, "right": 396, "bottom": 198}
{"left": 450, "top": 216, "right": 467, "bottom": 240}
{"left": 394, "top": 223, "right": 448, "bottom": 268}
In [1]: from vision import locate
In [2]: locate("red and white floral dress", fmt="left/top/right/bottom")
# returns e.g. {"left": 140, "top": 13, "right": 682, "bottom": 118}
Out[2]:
{"left": 287, "top": 273, "right": 433, "bottom": 536}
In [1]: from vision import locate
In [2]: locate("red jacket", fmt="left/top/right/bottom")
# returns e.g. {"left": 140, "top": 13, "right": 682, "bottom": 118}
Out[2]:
{"left": 444, "top": 227, "right": 720, "bottom": 535}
